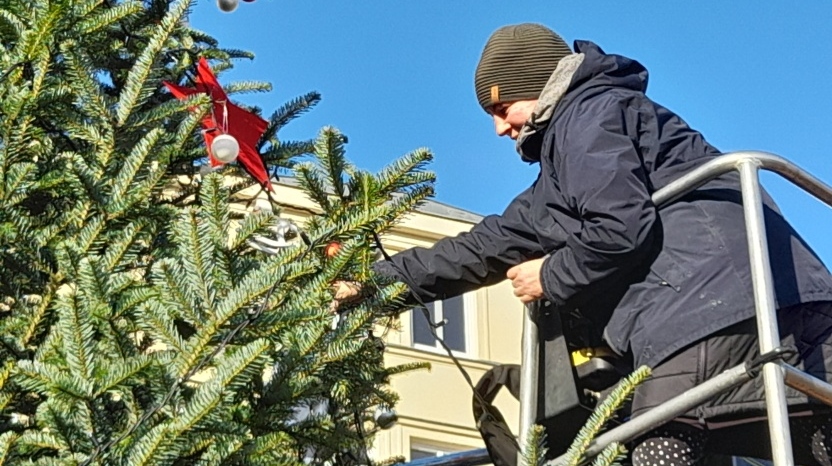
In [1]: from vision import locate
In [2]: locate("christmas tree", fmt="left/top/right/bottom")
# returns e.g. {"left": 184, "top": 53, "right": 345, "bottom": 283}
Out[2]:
{"left": 0, "top": 0, "right": 434, "bottom": 463}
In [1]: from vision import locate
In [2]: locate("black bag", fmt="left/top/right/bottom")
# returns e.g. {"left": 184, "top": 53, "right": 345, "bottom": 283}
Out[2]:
{"left": 473, "top": 364, "right": 522, "bottom": 466}
{"left": 473, "top": 303, "right": 630, "bottom": 465}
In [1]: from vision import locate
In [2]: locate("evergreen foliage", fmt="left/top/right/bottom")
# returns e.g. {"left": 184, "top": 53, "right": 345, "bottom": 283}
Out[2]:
{"left": 521, "top": 425, "right": 548, "bottom": 466}
{"left": 521, "top": 366, "right": 651, "bottom": 466}
{"left": 0, "top": 0, "right": 435, "bottom": 464}
{"left": 559, "top": 366, "right": 651, "bottom": 466}
{"left": 521, "top": 366, "right": 652, "bottom": 466}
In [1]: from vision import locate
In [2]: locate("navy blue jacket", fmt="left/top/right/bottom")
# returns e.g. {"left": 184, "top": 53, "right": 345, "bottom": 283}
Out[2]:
{"left": 376, "top": 41, "right": 832, "bottom": 368}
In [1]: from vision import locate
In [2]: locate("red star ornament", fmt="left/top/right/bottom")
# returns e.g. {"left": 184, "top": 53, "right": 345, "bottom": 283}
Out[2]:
{"left": 164, "top": 57, "right": 272, "bottom": 190}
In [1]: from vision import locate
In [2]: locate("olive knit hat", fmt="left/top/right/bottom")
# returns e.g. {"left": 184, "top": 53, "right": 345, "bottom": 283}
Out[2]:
{"left": 474, "top": 23, "right": 572, "bottom": 111}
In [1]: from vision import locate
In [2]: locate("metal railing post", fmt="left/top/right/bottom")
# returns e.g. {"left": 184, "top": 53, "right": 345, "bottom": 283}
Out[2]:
{"left": 737, "top": 159, "right": 794, "bottom": 466}
{"left": 782, "top": 363, "right": 832, "bottom": 407}
{"left": 518, "top": 301, "right": 540, "bottom": 461}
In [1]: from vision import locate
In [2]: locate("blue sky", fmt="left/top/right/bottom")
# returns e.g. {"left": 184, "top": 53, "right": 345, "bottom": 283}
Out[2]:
{"left": 189, "top": 2, "right": 832, "bottom": 266}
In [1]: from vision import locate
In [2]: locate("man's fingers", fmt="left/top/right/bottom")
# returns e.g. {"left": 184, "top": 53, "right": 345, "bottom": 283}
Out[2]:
{"left": 330, "top": 282, "right": 359, "bottom": 315}
{"left": 506, "top": 265, "right": 518, "bottom": 279}
{"left": 332, "top": 281, "right": 362, "bottom": 301}
{"left": 512, "top": 288, "right": 533, "bottom": 304}
{"left": 333, "top": 285, "right": 350, "bottom": 301}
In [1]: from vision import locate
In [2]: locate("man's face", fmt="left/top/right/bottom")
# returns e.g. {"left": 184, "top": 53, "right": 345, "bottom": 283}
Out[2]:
{"left": 487, "top": 100, "right": 537, "bottom": 140}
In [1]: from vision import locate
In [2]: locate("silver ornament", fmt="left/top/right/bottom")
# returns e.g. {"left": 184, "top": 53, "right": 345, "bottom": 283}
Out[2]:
{"left": 217, "top": 0, "right": 238, "bottom": 13}
{"left": 374, "top": 408, "right": 398, "bottom": 430}
{"left": 249, "top": 218, "right": 301, "bottom": 254}
{"left": 211, "top": 133, "right": 239, "bottom": 163}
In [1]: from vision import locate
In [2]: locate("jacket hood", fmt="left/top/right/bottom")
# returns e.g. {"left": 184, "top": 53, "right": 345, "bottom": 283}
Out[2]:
{"left": 516, "top": 40, "right": 650, "bottom": 162}
{"left": 568, "top": 40, "right": 649, "bottom": 97}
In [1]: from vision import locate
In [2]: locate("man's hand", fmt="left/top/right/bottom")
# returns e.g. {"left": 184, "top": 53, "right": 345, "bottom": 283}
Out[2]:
{"left": 329, "top": 281, "right": 362, "bottom": 313}
{"left": 506, "top": 258, "right": 545, "bottom": 304}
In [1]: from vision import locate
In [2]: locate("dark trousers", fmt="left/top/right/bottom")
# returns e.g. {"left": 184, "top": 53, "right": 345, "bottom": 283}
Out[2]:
{"left": 632, "top": 416, "right": 832, "bottom": 466}
{"left": 628, "top": 302, "right": 832, "bottom": 465}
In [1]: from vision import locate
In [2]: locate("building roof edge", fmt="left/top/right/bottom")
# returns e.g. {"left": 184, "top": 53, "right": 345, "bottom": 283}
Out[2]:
{"left": 274, "top": 176, "right": 484, "bottom": 224}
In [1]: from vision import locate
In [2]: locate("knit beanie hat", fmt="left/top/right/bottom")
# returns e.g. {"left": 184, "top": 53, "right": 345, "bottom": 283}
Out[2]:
{"left": 474, "top": 23, "right": 572, "bottom": 111}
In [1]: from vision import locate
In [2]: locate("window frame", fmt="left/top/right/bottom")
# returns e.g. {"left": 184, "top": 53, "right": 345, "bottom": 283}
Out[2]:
{"left": 409, "top": 439, "right": 470, "bottom": 460}
{"left": 410, "top": 292, "right": 478, "bottom": 358}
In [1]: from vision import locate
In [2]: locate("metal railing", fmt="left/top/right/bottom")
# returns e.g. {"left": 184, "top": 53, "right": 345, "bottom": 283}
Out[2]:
{"left": 400, "top": 151, "right": 832, "bottom": 466}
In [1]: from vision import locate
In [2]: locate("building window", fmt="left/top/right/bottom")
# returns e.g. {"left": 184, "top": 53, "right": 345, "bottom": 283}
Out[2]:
{"left": 411, "top": 294, "right": 475, "bottom": 355}
{"left": 410, "top": 440, "right": 468, "bottom": 461}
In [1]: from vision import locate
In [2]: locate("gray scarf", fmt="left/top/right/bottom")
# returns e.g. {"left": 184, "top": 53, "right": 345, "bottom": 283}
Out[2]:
{"left": 516, "top": 53, "right": 585, "bottom": 161}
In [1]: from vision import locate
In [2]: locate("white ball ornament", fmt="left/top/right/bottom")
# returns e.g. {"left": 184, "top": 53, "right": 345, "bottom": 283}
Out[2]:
{"left": 211, "top": 134, "right": 239, "bottom": 164}
{"left": 217, "top": 0, "right": 238, "bottom": 13}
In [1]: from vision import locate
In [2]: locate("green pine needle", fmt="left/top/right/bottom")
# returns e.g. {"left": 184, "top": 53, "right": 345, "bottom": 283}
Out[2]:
{"left": 562, "top": 366, "right": 651, "bottom": 466}
{"left": 522, "top": 424, "right": 549, "bottom": 466}
{"left": 590, "top": 442, "right": 628, "bottom": 466}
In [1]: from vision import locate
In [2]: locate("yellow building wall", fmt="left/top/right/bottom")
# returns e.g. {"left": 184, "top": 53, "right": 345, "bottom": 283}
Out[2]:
{"left": 247, "top": 180, "right": 524, "bottom": 462}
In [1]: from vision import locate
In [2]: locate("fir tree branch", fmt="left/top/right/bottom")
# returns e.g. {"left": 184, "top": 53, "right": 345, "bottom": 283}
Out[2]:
{"left": 563, "top": 366, "right": 652, "bottom": 466}
{"left": 314, "top": 127, "right": 350, "bottom": 201}
{"left": 56, "top": 281, "right": 97, "bottom": 382}
{"left": 115, "top": 0, "right": 190, "bottom": 126}
{"left": 0, "top": 431, "right": 18, "bottom": 462}
{"left": 260, "top": 91, "right": 321, "bottom": 146}
{"left": 522, "top": 424, "right": 548, "bottom": 466}
{"left": 590, "top": 442, "right": 627, "bottom": 466}
{"left": 77, "top": 1, "right": 142, "bottom": 35}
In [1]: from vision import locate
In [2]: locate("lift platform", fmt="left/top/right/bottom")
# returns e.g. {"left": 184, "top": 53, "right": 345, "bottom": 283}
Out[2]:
{"left": 400, "top": 151, "right": 832, "bottom": 466}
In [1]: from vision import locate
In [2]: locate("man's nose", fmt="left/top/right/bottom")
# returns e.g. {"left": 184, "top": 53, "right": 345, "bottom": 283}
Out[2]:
{"left": 493, "top": 116, "right": 511, "bottom": 137}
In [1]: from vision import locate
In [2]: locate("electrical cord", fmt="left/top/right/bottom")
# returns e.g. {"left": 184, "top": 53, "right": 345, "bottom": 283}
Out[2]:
{"left": 370, "top": 232, "right": 520, "bottom": 450}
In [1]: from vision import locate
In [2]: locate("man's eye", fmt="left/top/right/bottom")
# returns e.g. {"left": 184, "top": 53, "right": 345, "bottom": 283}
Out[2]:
{"left": 491, "top": 105, "right": 508, "bottom": 116}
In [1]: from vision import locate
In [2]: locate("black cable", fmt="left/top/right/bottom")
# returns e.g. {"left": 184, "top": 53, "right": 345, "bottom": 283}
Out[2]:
{"left": 370, "top": 232, "right": 520, "bottom": 450}
{"left": 745, "top": 345, "right": 798, "bottom": 378}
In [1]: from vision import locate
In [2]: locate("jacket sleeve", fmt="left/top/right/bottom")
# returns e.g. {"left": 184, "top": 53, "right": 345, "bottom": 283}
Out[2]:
{"left": 540, "top": 94, "right": 658, "bottom": 307}
{"left": 373, "top": 185, "right": 545, "bottom": 302}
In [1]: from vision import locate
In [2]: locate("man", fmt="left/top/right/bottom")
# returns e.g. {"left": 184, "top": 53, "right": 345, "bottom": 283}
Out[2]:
{"left": 337, "top": 24, "right": 832, "bottom": 465}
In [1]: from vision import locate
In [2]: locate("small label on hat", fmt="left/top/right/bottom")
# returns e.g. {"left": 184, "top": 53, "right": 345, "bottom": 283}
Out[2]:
{"left": 490, "top": 85, "right": 500, "bottom": 103}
